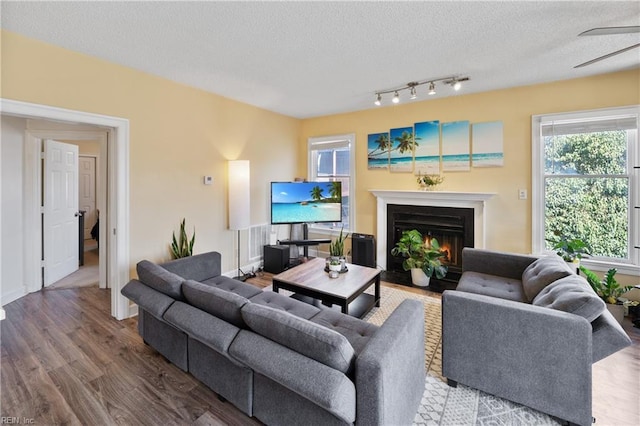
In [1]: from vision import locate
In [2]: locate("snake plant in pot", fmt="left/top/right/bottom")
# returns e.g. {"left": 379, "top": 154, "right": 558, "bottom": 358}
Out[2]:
{"left": 391, "top": 229, "right": 448, "bottom": 287}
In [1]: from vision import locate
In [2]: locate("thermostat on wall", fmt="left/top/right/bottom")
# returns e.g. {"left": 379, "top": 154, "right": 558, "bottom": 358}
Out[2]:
{"left": 204, "top": 176, "right": 213, "bottom": 185}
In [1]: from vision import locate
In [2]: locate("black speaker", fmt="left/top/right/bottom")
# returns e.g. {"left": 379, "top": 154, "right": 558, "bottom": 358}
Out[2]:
{"left": 351, "top": 233, "right": 376, "bottom": 268}
{"left": 264, "top": 245, "right": 290, "bottom": 274}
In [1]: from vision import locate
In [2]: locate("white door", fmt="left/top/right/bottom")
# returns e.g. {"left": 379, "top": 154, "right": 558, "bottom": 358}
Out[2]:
{"left": 44, "top": 139, "right": 79, "bottom": 286}
{"left": 79, "top": 156, "right": 97, "bottom": 240}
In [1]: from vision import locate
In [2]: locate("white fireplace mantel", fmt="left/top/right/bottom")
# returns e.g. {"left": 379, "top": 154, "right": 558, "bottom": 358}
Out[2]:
{"left": 369, "top": 190, "right": 496, "bottom": 269}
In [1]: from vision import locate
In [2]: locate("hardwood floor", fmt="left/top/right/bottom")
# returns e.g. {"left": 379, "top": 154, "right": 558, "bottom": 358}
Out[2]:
{"left": 0, "top": 287, "right": 260, "bottom": 425}
{"left": 1, "top": 276, "right": 638, "bottom": 425}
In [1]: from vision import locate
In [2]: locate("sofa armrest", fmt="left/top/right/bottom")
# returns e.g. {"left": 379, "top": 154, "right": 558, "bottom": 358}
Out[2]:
{"left": 355, "top": 299, "right": 425, "bottom": 426}
{"left": 462, "top": 247, "right": 538, "bottom": 280}
{"left": 121, "top": 279, "right": 174, "bottom": 319}
{"left": 442, "top": 290, "right": 593, "bottom": 426}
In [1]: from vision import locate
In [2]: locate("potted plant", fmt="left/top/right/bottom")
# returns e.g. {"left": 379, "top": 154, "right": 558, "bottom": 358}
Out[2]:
{"left": 390, "top": 229, "right": 448, "bottom": 287}
{"left": 170, "top": 218, "right": 195, "bottom": 259}
{"left": 547, "top": 235, "right": 591, "bottom": 271}
{"left": 328, "top": 258, "right": 342, "bottom": 272}
{"left": 416, "top": 173, "right": 444, "bottom": 190}
{"left": 328, "top": 226, "right": 349, "bottom": 269}
{"left": 580, "top": 266, "right": 633, "bottom": 323}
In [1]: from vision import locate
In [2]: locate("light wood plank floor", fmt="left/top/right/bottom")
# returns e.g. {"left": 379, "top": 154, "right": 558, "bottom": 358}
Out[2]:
{"left": 1, "top": 276, "right": 638, "bottom": 425}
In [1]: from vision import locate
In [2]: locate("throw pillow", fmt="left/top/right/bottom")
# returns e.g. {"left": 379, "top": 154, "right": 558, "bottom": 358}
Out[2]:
{"left": 532, "top": 275, "right": 605, "bottom": 322}
{"left": 521, "top": 255, "right": 573, "bottom": 302}
{"left": 241, "top": 303, "right": 355, "bottom": 374}
{"left": 136, "top": 260, "right": 184, "bottom": 300}
{"left": 182, "top": 279, "right": 249, "bottom": 328}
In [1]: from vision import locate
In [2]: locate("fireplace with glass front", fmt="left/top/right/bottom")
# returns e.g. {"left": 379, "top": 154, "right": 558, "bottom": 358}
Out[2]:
{"left": 384, "top": 204, "right": 474, "bottom": 292}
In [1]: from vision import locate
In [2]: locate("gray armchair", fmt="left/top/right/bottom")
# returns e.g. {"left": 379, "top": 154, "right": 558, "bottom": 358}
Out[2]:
{"left": 442, "top": 248, "right": 631, "bottom": 426}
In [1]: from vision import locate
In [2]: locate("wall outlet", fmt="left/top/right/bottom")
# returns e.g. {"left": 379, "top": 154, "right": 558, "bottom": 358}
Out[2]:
{"left": 518, "top": 189, "right": 527, "bottom": 200}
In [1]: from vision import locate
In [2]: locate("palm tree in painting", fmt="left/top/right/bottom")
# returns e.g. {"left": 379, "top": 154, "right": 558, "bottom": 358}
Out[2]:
{"left": 391, "top": 131, "right": 421, "bottom": 154}
{"left": 310, "top": 185, "right": 324, "bottom": 201}
{"left": 368, "top": 133, "right": 390, "bottom": 158}
{"left": 329, "top": 181, "right": 341, "bottom": 201}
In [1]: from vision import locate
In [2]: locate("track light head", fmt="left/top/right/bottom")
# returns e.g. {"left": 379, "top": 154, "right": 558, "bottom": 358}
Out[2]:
{"left": 428, "top": 82, "right": 436, "bottom": 95}
{"left": 374, "top": 93, "right": 381, "bottom": 106}
{"left": 410, "top": 86, "right": 417, "bottom": 99}
{"left": 453, "top": 80, "right": 462, "bottom": 91}
{"left": 392, "top": 91, "right": 400, "bottom": 103}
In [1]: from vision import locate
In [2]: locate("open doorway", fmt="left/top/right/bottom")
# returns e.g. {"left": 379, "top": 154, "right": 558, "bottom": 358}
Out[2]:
{"left": 25, "top": 127, "right": 108, "bottom": 292}
{"left": 1, "top": 98, "right": 131, "bottom": 320}
{"left": 46, "top": 142, "right": 102, "bottom": 291}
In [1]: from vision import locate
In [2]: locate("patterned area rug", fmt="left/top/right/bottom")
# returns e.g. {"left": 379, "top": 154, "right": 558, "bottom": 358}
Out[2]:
{"left": 362, "top": 286, "right": 561, "bottom": 426}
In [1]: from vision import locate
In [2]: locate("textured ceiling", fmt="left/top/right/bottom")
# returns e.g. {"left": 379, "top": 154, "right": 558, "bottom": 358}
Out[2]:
{"left": 2, "top": 1, "right": 639, "bottom": 118}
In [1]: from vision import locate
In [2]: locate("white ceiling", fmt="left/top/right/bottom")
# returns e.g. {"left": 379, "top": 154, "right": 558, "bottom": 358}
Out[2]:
{"left": 2, "top": 1, "right": 639, "bottom": 119}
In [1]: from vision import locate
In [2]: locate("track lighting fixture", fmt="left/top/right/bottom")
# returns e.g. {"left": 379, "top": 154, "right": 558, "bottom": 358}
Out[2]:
{"left": 374, "top": 75, "right": 469, "bottom": 105}
{"left": 428, "top": 82, "right": 436, "bottom": 96}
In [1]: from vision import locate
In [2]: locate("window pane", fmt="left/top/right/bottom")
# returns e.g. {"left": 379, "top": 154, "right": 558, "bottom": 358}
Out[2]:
{"left": 545, "top": 177, "right": 629, "bottom": 259}
{"left": 544, "top": 131, "right": 627, "bottom": 175}
{"left": 335, "top": 150, "right": 350, "bottom": 176}
{"left": 317, "top": 150, "right": 334, "bottom": 176}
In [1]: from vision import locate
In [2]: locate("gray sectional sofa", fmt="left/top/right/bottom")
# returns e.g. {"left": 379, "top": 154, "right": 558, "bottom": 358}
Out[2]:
{"left": 442, "top": 248, "right": 632, "bottom": 426}
{"left": 121, "top": 251, "right": 425, "bottom": 425}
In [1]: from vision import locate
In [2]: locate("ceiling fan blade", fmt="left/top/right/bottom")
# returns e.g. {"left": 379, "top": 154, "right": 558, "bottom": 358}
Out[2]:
{"left": 574, "top": 43, "right": 640, "bottom": 68}
{"left": 579, "top": 26, "right": 640, "bottom": 36}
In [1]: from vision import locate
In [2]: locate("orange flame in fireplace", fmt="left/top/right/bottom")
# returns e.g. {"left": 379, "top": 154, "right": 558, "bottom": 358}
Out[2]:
{"left": 424, "top": 236, "right": 451, "bottom": 264}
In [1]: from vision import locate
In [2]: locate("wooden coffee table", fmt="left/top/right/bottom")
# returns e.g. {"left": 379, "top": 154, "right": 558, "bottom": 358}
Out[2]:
{"left": 272, "top": 257, "right": 381, "bottom": 318}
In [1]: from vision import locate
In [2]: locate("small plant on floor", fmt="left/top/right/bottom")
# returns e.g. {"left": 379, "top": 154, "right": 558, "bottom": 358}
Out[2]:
{"left": 391, "top": 229, "right": 448, "bottom": 279}
{"left": 579, "top": 267, "right": 632, "bottom": 305}
{"left": 171, "top": 218, "right": 195, "bottom": 259}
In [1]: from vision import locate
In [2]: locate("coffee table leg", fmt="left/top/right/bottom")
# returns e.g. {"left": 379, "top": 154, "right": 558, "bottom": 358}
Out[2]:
{"left": 273, "top": 280, "right": 280, "bottom": 293}
{"left": 341, "top": 302, "right": 349, "bottom": 315}
{"left": 375, "top": 274, "right": 381, "bottom": 307}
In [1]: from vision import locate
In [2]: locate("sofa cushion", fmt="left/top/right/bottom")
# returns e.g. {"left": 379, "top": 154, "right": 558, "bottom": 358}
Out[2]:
{"left": 249, "top": 291, "right": 321, "bottom": 319}
{"left": 457, "top": 271, "right": 527, "bottom": 302}
{"left": 136, "top": 260, "right": 184, "bottom": 300}
{"left": 182, "top": 279, "right": 249, "bottom": 328}
{"left": 161, "top": 251, "right": 221, "bottom": 282}
{"left": 521, "top": 255, "right": 574, "bottom": 302}
{"left": 310, "top": 310, "right": 379, "bottom": 355}
{"left": 201, "top": 276, "right": 263, "bottom": 299}
{"left": 532, "top": 275, "right": 606, "bottom": 322}
{"left": 241, "top": 303, "right": 355, "bottom": 374}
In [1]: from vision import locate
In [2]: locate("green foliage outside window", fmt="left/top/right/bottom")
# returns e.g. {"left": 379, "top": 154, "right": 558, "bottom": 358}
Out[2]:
{"left": 544, "top": 131, "right": 629, "bottom": 260}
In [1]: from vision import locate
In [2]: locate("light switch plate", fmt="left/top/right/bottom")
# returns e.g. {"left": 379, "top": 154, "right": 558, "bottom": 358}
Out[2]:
{"left": 204, "top": 176, "right": 213, "bottom": 185}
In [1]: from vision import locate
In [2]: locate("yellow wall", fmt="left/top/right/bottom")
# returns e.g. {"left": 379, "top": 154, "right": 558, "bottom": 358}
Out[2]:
{"left": 1, "top": 30, "right": 301, "bottom": 273}
{"left": 300, "top": 69, "right": 640, "bottom": 286}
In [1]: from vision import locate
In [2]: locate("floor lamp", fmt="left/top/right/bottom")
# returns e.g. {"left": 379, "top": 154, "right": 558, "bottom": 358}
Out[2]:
{"left": 228, "top": 160, "right": 250, "bottom": 281}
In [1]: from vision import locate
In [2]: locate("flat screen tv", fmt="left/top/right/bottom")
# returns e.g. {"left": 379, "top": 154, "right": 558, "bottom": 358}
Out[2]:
{"left": 271, "top": 181, "right": 342, "bottom": 225}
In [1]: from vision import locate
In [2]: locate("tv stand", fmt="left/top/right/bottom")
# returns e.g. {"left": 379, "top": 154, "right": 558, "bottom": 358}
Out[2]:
{"left": 276, "top": 224, "right": 330, "bottom": 259}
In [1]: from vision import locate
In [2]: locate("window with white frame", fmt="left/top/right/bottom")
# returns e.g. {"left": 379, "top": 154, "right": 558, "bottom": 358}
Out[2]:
{"left": 308, "top": 134, "right": 355, "bottom": 233}
{"left": 532, "top": 106, "right": 639, "bottom": 273}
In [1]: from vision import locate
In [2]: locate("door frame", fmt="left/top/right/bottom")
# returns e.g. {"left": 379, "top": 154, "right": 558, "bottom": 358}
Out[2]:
{"left": 1, "top": 98, "right": 131, "bottom": 320}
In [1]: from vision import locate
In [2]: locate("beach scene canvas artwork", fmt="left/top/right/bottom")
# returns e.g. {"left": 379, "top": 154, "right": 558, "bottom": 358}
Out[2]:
{"left": 413, "top": 120, "right": 440, "bottom": 175}
{"left": 472, "top": 121, "right": 504, "bottom": 167}
{"left": 442, "top": 121, "right": 470, "bottom": 171}
{"left": 367, "top": 132, "right": 390, "bottom": 169}
{"left": 389, "top": 126, "right": 415, "bottom": 172}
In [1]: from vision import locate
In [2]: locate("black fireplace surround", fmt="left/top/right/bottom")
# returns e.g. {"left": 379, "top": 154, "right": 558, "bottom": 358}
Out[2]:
{"left": 383, "top": 204, "right": 474, "bottom": 292}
